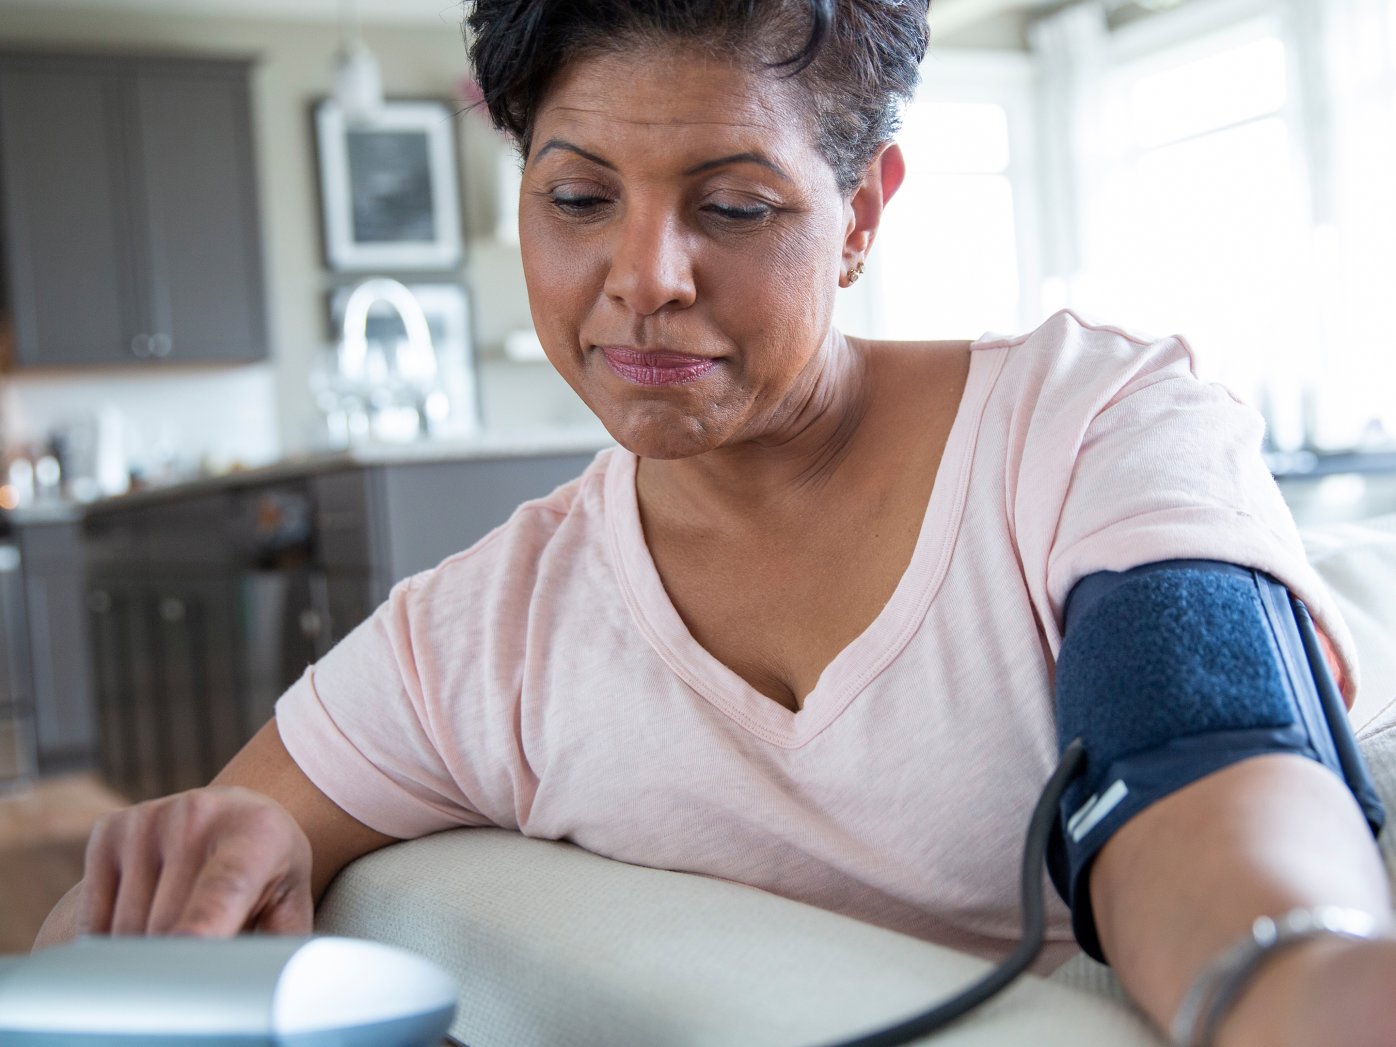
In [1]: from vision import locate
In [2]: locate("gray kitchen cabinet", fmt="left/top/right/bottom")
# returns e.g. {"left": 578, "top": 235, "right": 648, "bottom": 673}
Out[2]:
{"left": 310, "top": 453, "right": 598, "bottom": 604}
{"left": 81, "top": 449, "right": 597, "bottom": 799}
{"left": 85, "top": 582, "right": 140, "bottom": 798}
{"left": 85, "top": 493, "right": 242, "bottom": 800}
{"left": 14, "top": 521, "right": 97, "bottom": 774}
{"left": 0, "top": 62, "right": 131, "bottom": 367}
{"left": 0, "top": 51, "right": 266, "bottom": 368}
{"left": 144, "top": 574, "right": 244, "bottom": 792}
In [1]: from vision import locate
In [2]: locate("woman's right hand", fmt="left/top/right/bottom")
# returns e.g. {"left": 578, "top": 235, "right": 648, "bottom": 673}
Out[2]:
{"left": 37, "top": 721, "right": 397, "bottom": 950}
{"left": 78, "top": 784, "right": 314, "bottom": 937}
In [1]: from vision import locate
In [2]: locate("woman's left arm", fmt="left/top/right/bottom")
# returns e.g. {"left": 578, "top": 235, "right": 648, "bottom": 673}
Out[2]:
{"left": 1093, "top": 751, "right": 1396, "bottom": 1047}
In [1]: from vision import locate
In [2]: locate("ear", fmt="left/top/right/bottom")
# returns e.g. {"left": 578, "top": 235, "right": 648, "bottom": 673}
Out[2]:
{"left": 840, "top": 142, "right": 906, "bottom": 280}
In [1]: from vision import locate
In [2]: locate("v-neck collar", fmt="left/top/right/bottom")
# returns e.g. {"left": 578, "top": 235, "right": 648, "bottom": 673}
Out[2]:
{"left": 604, "top": 345, "right": 1006, "bottom": 748}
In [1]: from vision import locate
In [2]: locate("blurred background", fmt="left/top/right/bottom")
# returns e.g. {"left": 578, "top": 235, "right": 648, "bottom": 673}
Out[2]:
{"left": 0, "top": 0, "right": 1391, "bottom": 509}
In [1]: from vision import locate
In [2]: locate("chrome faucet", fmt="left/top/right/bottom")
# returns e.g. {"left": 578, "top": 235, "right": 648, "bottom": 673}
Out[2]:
{"left": 339, "top": 277, "right": 436, "bottom": 386}
{"left": 337, "top": 278, "right": 449, "bottom": 440}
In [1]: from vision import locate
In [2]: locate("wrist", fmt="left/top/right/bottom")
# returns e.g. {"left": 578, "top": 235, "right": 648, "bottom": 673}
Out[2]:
{"left": 1212, "top": 933, "right": 1354, "bottom": 1047}
{"left": 1172, "top": 907, "right": 1378, "bottom": 1047}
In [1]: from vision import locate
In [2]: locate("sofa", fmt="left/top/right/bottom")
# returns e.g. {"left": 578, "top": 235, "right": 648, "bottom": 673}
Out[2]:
{"left": 315, "top": 513, "right": 1396, "bottom": 1047}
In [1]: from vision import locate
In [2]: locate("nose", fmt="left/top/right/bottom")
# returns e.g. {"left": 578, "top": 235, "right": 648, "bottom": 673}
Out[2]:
{"left": 602, "top": 206, "right": 697, "bottom": 316}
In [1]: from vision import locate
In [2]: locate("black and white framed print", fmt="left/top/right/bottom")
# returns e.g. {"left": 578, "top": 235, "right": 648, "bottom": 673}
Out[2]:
{"left": 315, "top": 99, "right": 464, "bottom": 270}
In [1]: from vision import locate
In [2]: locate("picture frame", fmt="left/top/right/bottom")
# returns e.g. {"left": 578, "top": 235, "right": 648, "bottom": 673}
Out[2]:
{"left": 314, "top": 99, "right": 464, "bottom": 271}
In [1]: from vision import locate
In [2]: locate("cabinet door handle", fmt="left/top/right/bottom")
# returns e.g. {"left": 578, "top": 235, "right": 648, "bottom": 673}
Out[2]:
{"left": 87, "top": 590, "right": 113, "bottom": 615}
{"left": 130, "top": 334, "right": 152, "bottom": 358}
{"left": 159, "top": 597, "right": 186, "bottom": 622}
{"left": 150, "top": 333, "right": 173, "bottom": 358}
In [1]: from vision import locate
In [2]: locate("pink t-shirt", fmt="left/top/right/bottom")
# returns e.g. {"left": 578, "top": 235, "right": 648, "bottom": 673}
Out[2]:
{"left": 277, "top": 310, "right": 1356, "bottom": 968}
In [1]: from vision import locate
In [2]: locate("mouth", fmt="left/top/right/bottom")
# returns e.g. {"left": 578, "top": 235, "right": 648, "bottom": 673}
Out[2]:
{"left": 596, "top": 345, "right": 718, "bottom": 387}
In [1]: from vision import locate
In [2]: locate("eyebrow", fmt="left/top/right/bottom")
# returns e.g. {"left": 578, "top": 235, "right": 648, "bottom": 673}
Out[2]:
{"left": 683, "top": 152, "right": 790, "bottom": 181}
{"left": 532, "top": 138, "right": 790, "bottom": 182}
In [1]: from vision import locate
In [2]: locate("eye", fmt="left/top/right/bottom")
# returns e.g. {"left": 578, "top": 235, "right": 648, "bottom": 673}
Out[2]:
{"left": 549, "top": 192, "right": 613, "bottom": 217}
{"left": 703, "top": 201, "right": 773, "bottom": 223}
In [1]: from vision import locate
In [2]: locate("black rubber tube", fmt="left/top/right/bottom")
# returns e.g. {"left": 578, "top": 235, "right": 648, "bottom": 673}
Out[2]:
{"left": 815, "top": 738, "right": 1087, "bottom": 1047}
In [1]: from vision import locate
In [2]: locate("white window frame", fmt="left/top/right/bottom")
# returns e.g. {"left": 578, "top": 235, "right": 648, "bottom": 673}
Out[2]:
{"left": 842, "top": 49, "right": 1039, "bottom": 340}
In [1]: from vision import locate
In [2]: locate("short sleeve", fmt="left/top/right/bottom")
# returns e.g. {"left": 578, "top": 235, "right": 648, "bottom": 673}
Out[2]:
{"left": 1004, "top": 316, "right": 1359, "bottom": 701}
{"left": 276, "top": 576, "right": 493, "bottom": 839}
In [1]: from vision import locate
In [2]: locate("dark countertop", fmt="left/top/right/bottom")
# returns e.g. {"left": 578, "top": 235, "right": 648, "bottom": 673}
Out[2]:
{"left": 3, "top": 428, "right": 614, "bottom": 525}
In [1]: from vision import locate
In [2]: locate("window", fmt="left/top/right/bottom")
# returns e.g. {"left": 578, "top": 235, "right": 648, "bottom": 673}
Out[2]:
{"left": 875, "top": 100, "right": 1022, "bottom": 341}
{"left": 861, "top": 2, "right": 1395, "bottom": 454}
{"left": 1067, "top": 1, "right": 1396, "bottom": 451}
{"left": 1316, "top": 0, "right": 1396, "bottom": 448}
{"left": 844, "top": 54, "right": 1035, "bottom": 342}
{"left": 1087, "top": 21, "right": 1316, "bottom": 447}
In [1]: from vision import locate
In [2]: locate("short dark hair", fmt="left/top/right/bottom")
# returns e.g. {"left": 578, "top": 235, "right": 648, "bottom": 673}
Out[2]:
{"left": 465, "top": 0, "right": 931, "bottom": 194}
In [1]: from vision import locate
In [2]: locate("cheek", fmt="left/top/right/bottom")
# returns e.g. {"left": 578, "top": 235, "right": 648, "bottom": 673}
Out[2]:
{"left": 711, "top": 215, "right": 842, "bottom": 344}
{"left": 521, "top": 218, "right": 600, "bottom": 344}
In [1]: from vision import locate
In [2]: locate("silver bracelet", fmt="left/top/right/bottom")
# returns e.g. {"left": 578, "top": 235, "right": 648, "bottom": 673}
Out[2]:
{"left": 1171, "top": 906, "right": 1377, "bottom": 1047}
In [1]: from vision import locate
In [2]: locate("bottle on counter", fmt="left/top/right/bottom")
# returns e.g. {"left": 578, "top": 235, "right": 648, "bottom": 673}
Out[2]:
{"left": 3, "top": 453, "right": 34, "bottom": 509}
{"left": 94, "top": 405, "right": 130, "bottom": 497}
{"left": 32, "top": 449, "right": 61, "bottom": 503}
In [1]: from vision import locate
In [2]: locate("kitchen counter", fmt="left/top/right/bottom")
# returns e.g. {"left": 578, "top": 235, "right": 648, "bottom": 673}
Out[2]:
{"left": 2, "top": 501, "right": 84, "bottom": 526}
{"left": 88, "top": 427, "right": 614, "bottom": 514}
{"left": 4, "top": 427, "right": 614, "bottom": 524}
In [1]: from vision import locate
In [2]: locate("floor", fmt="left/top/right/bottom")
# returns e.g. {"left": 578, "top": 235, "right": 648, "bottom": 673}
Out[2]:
{"left": 0, "top": 774, "right": 127, "bottom": 954}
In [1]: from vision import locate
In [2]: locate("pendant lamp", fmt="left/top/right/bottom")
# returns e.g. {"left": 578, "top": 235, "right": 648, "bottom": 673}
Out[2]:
{"left": 332, "top": 0, "right": 383, "bottom": 123}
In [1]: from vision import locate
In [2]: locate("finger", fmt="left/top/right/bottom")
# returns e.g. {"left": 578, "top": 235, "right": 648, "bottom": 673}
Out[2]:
{"left": 251, "top": 879, "right": 314, "bottom": 936}
{"left": 145, "top": 854, "right": 203, "bottom": 935}
{"left": 109, "top": 842, "right": 162, "bottom": 936}
{"left": 143, "top": 797, "right": 208, "bottom": 934}
{"left": 77, "top": 819, "right": 121, "bottom": 935}
{"left": 170, "top": 849, "right": 269, "bottom": 937}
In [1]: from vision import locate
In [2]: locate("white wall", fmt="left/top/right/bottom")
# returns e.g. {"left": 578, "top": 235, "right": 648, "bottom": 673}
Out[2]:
{"left": 0, "top": 365, "right": 280, "bottom": 479}
{"left": 0, "top": 2, "right": 592, "bottom": 476}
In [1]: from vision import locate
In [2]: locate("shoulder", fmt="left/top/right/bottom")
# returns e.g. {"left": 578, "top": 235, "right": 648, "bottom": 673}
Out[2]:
{"left": 973, "top": 310, "right": 1255, "bottom": 449}
{"left": 976, "top": 309, "right": 1205, "bottom": 402}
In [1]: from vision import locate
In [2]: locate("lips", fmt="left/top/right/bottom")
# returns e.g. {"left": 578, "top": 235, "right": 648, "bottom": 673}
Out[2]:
{"left": 598, "top": 345, "right": 718, "bottom": 386}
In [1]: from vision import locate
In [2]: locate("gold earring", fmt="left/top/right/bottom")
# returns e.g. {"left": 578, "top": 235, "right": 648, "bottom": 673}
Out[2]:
{"left": 847, "top": 260, "right": 865, "bottom": 285}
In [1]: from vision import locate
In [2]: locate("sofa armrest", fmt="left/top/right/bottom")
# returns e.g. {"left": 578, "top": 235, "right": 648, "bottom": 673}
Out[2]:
{"left": 316, "top": 827, "right": 1161, "bottom": 1046}
{"left": 1302, "top": 512, "right": 1396, "bottom": 731}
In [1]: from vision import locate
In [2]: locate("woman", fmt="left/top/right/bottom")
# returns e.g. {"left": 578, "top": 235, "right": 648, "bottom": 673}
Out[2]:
{"left": 39, "top": 2, "right": 1396, "bottom": 1044}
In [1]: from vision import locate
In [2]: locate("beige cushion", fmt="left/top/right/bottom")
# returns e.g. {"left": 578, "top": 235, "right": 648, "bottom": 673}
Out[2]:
{"left": 317, "top": 828, "right": 1162, "bottom": 1046}
{"left": 1301, "top": 513, "right": 1396, "bottom": 731}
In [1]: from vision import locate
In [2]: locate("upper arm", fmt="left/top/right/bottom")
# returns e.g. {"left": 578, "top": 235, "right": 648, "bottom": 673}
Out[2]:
{"left": 213, "top": 718, "right": 399, "bottom": 902}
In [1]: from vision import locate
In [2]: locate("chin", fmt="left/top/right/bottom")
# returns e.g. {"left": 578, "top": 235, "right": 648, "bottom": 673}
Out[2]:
{"left": 597, "top": 403, "right": 728, "bottom": 461}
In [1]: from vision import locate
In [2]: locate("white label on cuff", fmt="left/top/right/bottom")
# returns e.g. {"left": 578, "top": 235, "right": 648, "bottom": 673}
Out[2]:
{"left": 1068, "top": 779, "right": 1130, "bottom": 843}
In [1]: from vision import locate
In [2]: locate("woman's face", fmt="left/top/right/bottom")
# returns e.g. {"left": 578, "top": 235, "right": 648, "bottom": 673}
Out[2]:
{"left": 518, "top": 46, "right": 861, "bottom": 460}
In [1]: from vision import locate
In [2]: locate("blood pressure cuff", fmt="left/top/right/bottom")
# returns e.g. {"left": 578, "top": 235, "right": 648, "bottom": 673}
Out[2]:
{"left": 1047, "top": 559, "right": 1385, "bottom": 962}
